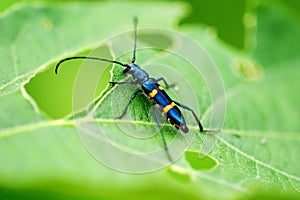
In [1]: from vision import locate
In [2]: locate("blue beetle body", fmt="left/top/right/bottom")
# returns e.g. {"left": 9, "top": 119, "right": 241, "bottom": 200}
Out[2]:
{"left": 141, "top": 78, "right": 189, "bottom": 133}
{"left": 123, "top": 63, "right": 189, "bottom": 133}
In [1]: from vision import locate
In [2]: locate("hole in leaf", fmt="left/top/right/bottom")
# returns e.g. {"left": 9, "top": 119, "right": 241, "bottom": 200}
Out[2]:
{"left": 185, "top": 150, "right": 218, "bottom": 171}
{"left": 167, "top": 165, "right": 193, "bottom": 183}
{"left": 24, "top": 45, "right": 112, "bottom": 119}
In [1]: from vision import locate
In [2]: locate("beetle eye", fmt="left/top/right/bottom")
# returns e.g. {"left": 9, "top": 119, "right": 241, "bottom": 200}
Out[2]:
{"left": 123, "top": 67, "right": 129, "bottom": 74}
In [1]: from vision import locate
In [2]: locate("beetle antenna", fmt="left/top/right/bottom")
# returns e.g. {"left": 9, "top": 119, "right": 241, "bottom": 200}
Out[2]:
{"left": 131, "top": 17, "right": 138, "bottom": 64}
{"left": 55, "top": 56, "right": 130, "bottom": 74}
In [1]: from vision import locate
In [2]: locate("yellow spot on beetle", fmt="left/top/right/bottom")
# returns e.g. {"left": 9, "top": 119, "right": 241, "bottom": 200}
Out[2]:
{"left": 163, "top": 102, "right": 176, "bottom": 113}
{"left": 149, "top": 89, "right": 158, "bottom": 98}
{"left": 158, "top": 85, "right": 164, "bottom": 90}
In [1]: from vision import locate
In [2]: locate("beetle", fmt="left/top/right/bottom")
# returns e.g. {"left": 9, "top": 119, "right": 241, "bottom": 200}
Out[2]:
{"left": 55, "top": 18, "right": 213, "bottom": 161}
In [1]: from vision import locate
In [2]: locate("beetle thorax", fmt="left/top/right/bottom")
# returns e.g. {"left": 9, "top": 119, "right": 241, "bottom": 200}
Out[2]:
{"left": 128, "top": 63, "right": 149, "bottom": 83}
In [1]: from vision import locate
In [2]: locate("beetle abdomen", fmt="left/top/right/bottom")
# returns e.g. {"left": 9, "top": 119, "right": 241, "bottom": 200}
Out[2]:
{"left": 142, "top": 78, "right": 188, "bottom": 133}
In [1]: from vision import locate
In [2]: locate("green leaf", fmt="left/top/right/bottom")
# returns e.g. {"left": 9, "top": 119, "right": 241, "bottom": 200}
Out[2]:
{"left": 0, "top": 1, "right": 300, "bottom": 200}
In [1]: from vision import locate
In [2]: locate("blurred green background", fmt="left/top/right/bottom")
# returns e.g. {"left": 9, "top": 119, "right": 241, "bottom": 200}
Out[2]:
{"left": 1, "top": 0, "right": 300, "bottom": 199}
